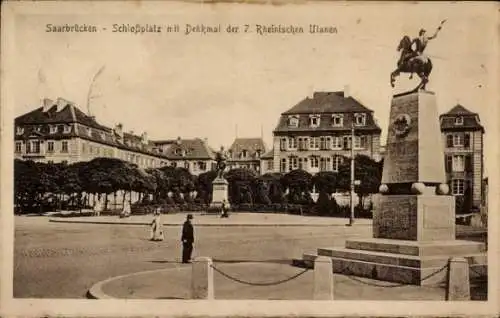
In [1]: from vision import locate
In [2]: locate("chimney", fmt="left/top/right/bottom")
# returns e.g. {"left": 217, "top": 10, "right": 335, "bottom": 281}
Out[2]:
{"left": 141, "top": 132, "right": 148, "bottom": 144}
{"left": 42, "top": 98, "right": 54, "bottom": 112}
{"left": 56, "top": 97, "right": 70, "bottom": 112}
{"left": 176, "top": 136, "right": 182, "bottom": 145}
{"left": 344, "top": 85, "right": 350, "bottom": 98}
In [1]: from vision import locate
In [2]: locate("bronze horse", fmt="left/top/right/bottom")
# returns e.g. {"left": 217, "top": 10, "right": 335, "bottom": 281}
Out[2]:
{"left": 390, "top": 36, "right": 433, "bottom": 91}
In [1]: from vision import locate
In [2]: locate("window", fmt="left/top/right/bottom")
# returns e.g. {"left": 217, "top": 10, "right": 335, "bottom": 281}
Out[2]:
{"left": 354, "top": 113, "right": 366, "bottom": 126}
{"left": 62, "top": 125, "right": 71, "bottom": 133}
{"left": 280, "top": 138, "right": 287, "bottom": 151}
{"left": 452, "top": 155, "right": 464, "bottom": 172}
{"left": 30, "top": 140, "right": 40, "bottom": 153}
{"left": 240, "top": 150, "right": 248, "bottom": 159}
{"left": 256, "top": 150, "right": 261, "bottom": 158}
{"left": 15, "top": 141, "right": 22, "bottom": 153}
{"left": 175, "top": 148, "right": 184, "bottom": 156}
{"left": 451, "top": 179, "right": 465, "bottom": 195}
{"left": 16, "top": 127, "right": 24, "bottom": 135}
{"left": 288, "top": 116, "right": 299, "bottom": 127}
{"left": 298, "top": 157, "right": 304, "bottom": 170}
{"left": 100, "top": 132, "right": 105, "bottom": 140}
{"left": 320, "top": 158, "right": 327, "bottom": 171}
{"left": 288, "top": 137, "right": 297, "bottom": 149}
{"left": 298, "top": 137, "right": 304, "bottom": 151}
{"left": 455, "top": 116, "right": 464, "bottom": 125}
{"left": 332, "top": 114, "right": 344, "bottom": 127}
{"left": 310, "top": 156, "right": 319, "bottom": 169}
{"left": 453, "top": 134, "right": 463, "bottom": 147}
{"left": 290, "top": 156, "right": 298, "bottom": 170}
{"left": 26, "top": 142, "right": 31, "bottom": 153}
{"left": 309, "top": 137, "right": 319, "bottom": 150}
{"left": 320, "top": 137, "right": 327, "bottom": 150}
{"left": 61, "top": 141, "right": 68, "bottom": 153}
{"left": 343, "top": 136, "right": 352, "bottom": 150}
{"left": 267, "top": 160, "right": 274, "bottom": 170}
{"left": 332, "top": 136, "right": 342, "bottom": 149}
{"left": 184, "top": 161, "right": 190, "bottom": 169}
{"left": 333, "top": 156, "right": 344, "bottom": 172}
{"left": 199, "top": 161, "right": 207, "bottom": 171}
{"left": 47, "top": 141, "right": 54, "bottom": 153}
{"left": 310, "top": 115, "right": 320, "bottom": 128}
{"left": 171, "top": 161, "right": 177, "bottom": 168}
{"left": 281, "top": 158, "right": 287, "bottom": 172}
{"left": 49, "top": 125, "right": 57, "bottom": 134}
{"left": 87, "top": 127, "right": 92, "bottom": 136}
{"left": 35, "top": 126, "right": 42, "bottom": 133}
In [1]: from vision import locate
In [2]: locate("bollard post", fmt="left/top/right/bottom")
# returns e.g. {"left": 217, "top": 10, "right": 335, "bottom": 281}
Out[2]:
{"left": 446, "top": 257, "right": 470, "bottom": 301}
{"left": 191, "top": 257, "right": 214, "bottom": 299}
{"left": 314, "top": 256, "right": 334, "bottom": 300}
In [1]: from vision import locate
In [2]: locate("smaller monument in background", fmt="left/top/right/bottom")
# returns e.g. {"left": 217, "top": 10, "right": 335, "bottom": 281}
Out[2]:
{"left": 209, "top": 146, "right": 230, "bottom": 211}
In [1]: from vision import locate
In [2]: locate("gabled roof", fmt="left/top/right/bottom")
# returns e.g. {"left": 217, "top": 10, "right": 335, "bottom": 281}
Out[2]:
{"left": 441, "top": 104, "right": 477, "bottom": 116}
{"left": 228, "top": 138, "right": 266, "bottom": 159}
{"left": 282, "top": 91, "right": 372, "bottom": 115}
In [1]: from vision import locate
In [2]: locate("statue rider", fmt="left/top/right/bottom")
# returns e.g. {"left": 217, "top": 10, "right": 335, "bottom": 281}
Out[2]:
{"left": 215, "top": 146, "right": 227, "bottom": 178}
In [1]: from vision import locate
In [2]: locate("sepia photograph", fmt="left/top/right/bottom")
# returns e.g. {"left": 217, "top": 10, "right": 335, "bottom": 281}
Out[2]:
{"left": 1, "top": 1, "right": 498, "bottom": 317}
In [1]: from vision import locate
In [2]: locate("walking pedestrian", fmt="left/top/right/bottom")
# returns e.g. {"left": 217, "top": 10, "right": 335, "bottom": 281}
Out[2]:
{"left": 220, "top": 199, "right": 229, "bottom": 218}
{"left": 150, "top": 207, "right": 164, "bottom": 241}
{"left": 181, "top": 214, "right": 194, "bottom": 263}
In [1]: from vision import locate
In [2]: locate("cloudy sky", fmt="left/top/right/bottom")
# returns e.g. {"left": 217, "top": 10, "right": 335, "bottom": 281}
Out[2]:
{"left": 10, "top": 1, "right": 498, "bottom": 174}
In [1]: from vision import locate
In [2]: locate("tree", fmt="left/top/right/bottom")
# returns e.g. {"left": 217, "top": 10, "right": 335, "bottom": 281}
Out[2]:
{"left": 281, "top": 169, "right": 313, "bottom": 204}
{"left": 313, "top": 171, "right": 338, "bottom": 194}
{"left": 337, "top": 155, "right": 383, "bottom": 208}
{"left": 196, "top": 170, "right": 217, "bottom": 204}
{"left": 225, "top": 168, "right": 258, "bottom": 205}
{"left": 258, "top": 173, "right": 284, "bottom": 204}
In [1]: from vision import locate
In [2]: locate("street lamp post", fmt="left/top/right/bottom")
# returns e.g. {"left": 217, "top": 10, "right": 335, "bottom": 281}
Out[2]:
{"left": 347, "top": 123, "right": 356, "bottom": 226}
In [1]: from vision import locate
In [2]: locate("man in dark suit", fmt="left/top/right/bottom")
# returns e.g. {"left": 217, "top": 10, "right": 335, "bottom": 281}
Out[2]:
{"left": 181, "top": 214, "right": 194, "bottom": 263}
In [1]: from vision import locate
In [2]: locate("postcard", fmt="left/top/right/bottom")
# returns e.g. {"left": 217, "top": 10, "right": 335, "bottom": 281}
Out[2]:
{"left": 1, "top": 1, "right": 498, "bottom": 317}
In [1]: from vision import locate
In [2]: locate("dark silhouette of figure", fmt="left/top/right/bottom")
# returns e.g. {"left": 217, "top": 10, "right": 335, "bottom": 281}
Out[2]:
{"left": 220, "top": 200, "right": 229, "bottom": 218}
{"left": 181, "top": 214, "right": 194, "bottom": 263}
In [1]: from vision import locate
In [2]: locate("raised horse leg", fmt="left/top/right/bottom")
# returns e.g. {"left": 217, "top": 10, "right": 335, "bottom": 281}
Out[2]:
{"left": 390, "top": 69, "right": 400, "bottom": 88}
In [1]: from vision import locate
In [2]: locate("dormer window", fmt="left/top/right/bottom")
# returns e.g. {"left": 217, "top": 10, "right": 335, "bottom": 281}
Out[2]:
{"left": 256, "top": 150, "right": 261, "bottom": 158}
{"left": 100, "top": 132, "right": 105, "bottom": 140}
{"left": 87, "top": 127, "right": 92, "bottom": 137}
{"left": 35, "top": 126, "right": 42, "bottom": 133}
{"left": 310, "top": 115, "right": 321, "bottom": 128}
{"left": 64, "top": 125, "right": 71, "bottom": 133}
{"left": 240, "top": 150, "right": 248, "bottom": 159}
{"left": 455, "top": 116, "right": 464, "bottom": 125}
{"left": 354, "top": 113, "right": 366, "bottom": 126}
{"left": 175, "top": 148, "right": 184, "bottom": 156}
{"left": 332, "top": 114, "right": 344, "bottom": 127}
{"left": 16, "top": 127, "right": 24, "bottom": 135}
{"left": 49, "top": 125, "right": 57, "bottom": 134}
{"left": 288, "top": 116, "right": 299, "bottom": 128}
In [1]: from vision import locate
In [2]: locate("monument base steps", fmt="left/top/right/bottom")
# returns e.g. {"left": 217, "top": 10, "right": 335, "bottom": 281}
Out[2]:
{"left": 298, "top": 239, "right": 486, "bottom": 286}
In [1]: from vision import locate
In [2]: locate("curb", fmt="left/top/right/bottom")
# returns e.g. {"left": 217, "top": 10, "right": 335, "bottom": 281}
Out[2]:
{"left": 87, "top": 267, "right": 184, "bottom": 299}
{"left": 49, "top": 218, "right": 372, "bottom": 227}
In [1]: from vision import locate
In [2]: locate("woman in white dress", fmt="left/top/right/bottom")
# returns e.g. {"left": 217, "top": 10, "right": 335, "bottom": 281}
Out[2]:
{"left": 150, "top": 207, "right": 164, "bottom": 241}
{"left": 120, "top": 199, "right": 131, "bottom": 218}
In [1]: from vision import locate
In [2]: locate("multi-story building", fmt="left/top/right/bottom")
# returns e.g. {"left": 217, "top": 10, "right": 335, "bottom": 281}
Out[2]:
{"left": 440, "top": 104, "right": 485, "bottom": 210}
{"left": 227, "top": 138, "right": 267, "bottom": 174}
{"left": 271, "top": 90, "right": 382, "bottom": 174}
{"left": 151, "top": 138, "right": 216, "bottom": 175}
{"left": 260, "top": 149, "right": 275, "bottom": 175}
{"left": 14, "top": 98, "right": 170, "bottom": 169}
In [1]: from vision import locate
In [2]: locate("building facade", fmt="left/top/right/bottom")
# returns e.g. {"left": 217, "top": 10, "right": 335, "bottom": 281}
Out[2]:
{"left": 14, "top": 98, "right": 216, "bottom": 175}
{"left": 440, "top": 104, "right": 485, "bottom": 210}
{"left": 271, "top": 90, "right": 382, "bottom": 174}
{"left": 227, "top": 138, "right": 267, "bottom": 174}
{"left": 151, "top": 138, "right": 216, "bottom": 175}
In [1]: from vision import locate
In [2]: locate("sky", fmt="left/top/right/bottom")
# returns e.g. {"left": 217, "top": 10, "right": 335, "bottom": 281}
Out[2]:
{"left": 11, "top": 1, "right": 498, "bottom": 175}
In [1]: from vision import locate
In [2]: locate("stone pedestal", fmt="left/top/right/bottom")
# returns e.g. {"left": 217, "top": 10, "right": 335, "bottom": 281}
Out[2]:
{"left": 307, "top": 91, "right": 487, "bottom": 286}
{"left": 209, "top": 177, "right": 230, "bottom": 211}
{"left": 191, "top": 257, "right": 214, "bottom": 299}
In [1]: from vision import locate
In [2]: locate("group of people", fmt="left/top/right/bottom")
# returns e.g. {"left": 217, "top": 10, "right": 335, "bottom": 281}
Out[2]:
{"left": 92, "top": 197, "right": 131, "bottom": 218}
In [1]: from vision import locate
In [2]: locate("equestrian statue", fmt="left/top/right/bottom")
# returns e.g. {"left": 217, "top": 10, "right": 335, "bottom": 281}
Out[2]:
{"left": 214, "top": 146, "right": 228, "bottom": 179}
{"left": 390, "top": 20, "right": 446, "bottom": 92}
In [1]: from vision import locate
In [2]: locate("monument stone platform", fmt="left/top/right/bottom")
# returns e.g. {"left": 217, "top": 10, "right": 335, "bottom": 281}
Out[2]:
{"left": 302, "top": 90, "right": 487, "bottom": 286}
{"left": 208, "top": 177, "right": 230, "bottom": 212}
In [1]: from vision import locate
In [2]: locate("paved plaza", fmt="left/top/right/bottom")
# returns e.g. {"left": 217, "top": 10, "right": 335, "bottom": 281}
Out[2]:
{"left": 14, "top": 214, "right": 486, "bottom": 300}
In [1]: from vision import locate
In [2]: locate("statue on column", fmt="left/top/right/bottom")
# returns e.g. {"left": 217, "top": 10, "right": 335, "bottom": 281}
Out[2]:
{"left": 214, "top": 146, "right": 228, "bottom": 179}
{"left": 390, "top": 20, "right": 446, "bottom": 91}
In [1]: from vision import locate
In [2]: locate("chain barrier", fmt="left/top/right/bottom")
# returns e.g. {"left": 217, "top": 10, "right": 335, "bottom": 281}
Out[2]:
{"left": 210, "top": 264, "right": 310, "bottom": 286}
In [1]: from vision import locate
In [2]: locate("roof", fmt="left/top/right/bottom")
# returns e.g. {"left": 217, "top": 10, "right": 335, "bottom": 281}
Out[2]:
{"left": 274, "top": 91, "right": 381, "bottom": 134}
{"left": 440, "top": 104, "right": 484, "bottom": 132}
{"left": 228, "top": 138, "right": 267, "bottom": 160}
{"left": 282, "top": 91, "right": 372, "bottom": 115}
{"left": 160, "top": 138, "right": 215, "bottom": 160}
{"left": 441, "top": 104, "right": 477, "bottom": 116}
{"left": 261, "top": 149, "right": 274, "bottom": 159}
